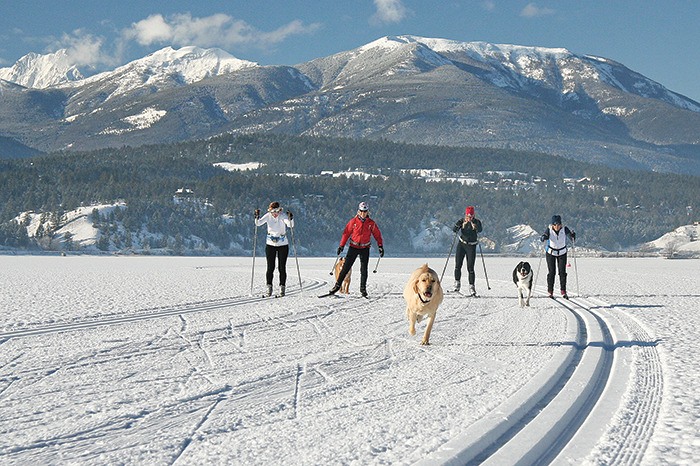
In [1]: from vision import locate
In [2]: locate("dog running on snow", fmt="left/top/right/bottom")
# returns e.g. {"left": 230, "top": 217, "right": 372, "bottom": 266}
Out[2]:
{"left": 513, "top": 261, "right": 533, "bottom": 307}
{"left": 403, "top": 264, "right": 444, "bottom": 345}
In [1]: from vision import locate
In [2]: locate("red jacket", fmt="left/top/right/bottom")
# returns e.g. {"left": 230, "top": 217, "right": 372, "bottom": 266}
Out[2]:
{"left": 340, "top": 216, "right": 383, "bottom": 249}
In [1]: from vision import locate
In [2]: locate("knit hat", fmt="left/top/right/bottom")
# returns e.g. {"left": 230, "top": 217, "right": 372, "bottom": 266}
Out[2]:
{"left": 551, "top": 215, "right": 562, "bottom": 225}
{"left": 358, "top": 202, "right": 369, "bottom": 212}
{"left": 465, "top": 206, "right": 475, "bottom": 216}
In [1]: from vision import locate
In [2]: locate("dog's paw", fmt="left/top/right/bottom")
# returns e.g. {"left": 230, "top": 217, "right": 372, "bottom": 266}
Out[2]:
{"left": 420, "top": 339, "right": 430, "bottom": 345}
{"left": 409, "top": 326, "right": 416, "bottom": 336}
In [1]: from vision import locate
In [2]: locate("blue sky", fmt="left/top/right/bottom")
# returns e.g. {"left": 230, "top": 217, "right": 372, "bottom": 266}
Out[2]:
{"left": 2, "top": 1, "right": 700, "bottom": 102}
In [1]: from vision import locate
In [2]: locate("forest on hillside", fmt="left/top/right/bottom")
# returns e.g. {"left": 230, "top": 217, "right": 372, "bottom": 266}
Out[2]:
{"left": 1, "top": 134, "right": 697, "bottom": 254}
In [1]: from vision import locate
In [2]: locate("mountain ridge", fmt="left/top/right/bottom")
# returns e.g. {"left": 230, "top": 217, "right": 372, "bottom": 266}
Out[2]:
{"left": 1, "top": 35, "right": 700, "bottom": 175}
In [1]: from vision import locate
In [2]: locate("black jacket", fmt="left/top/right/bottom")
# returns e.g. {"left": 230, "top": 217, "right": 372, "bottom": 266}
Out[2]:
{"left": 453, "top": 218, "right": 483, "bottom": 244}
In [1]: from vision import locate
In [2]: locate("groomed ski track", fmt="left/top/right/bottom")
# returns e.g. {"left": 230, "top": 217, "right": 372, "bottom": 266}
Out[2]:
{"left": 0, "top": 259, "right": 663, "bottom": 465}
{"left": 420, "top": 286, "right": 662, "bottom": 465}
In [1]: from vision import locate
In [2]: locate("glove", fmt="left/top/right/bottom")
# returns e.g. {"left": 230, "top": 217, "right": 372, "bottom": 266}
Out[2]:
{"left": 570, "top": 231, "right": 576, "bottom": 241}
{"left": 287, "top": 210, "right": 293, "bottom": 220}
{"left": 337, "top": 246, "right": 343, "bottom": 256}
{"left": 378, "top": 246, "right": 384, "bottom": 257}
{"left": 254, "top": 209, "right": 260, "bottom": 220}
{"left": 540, "top": 234, "right": 546, "bottom": 242}
{"left": 452, "top": 224, "right": 460, "bottom": 233}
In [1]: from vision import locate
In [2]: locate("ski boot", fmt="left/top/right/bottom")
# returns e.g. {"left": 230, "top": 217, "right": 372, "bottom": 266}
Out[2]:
{"left": 453, "top": 280, "right": 461, "bottom": 292}
{"left": 280, "top": 285, "right": 286, "bottom": 297}
{"left": 469, "top": 284, "right": 477, "bottom": 297}
{"left": 561, "top": 290, "right": 569, "bottom": 300}
{"left": 266, "top": 284, "right": 273, "bottom": 297}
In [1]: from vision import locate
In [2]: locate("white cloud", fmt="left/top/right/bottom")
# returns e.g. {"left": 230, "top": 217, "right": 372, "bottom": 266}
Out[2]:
{"left": 122, "top": 13, "right": 320, "bottom": 50}
{"left": 520, "top": 3, "right": 555, "bottom": 18}
{"left": 482, "top": 1, "right": 497, "bottom": 12}
{"left": 371, "top": 0, "right": 408, "bottom": 25}
{"left": 52, "top": 30, "right": 120, "bottom": 68}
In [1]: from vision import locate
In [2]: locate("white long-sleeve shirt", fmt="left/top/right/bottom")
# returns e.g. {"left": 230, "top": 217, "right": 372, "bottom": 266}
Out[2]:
{"left": 255, "top": 212, "right": 294, "bottom": 246}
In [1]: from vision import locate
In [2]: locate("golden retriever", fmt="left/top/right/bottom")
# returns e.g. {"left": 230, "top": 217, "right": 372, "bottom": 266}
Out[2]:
{"left": 334, "top": 257, "right": 351, "bottom": 294}
{"left": 403, "top": 264, "right": 444, "bottom": 345}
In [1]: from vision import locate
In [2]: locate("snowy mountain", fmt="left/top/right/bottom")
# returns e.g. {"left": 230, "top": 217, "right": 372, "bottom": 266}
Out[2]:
{"left": 0, "top": 49, "right": 87, "bottom": 88}
{"left": 2, "top": 36, "right": 700, "bottom": 174}
{"left": 68, "top": 46, "right": 258, "bottom": 97}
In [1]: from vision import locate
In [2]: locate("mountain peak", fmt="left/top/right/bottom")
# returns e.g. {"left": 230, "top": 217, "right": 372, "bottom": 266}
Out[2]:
{"left": 0, "top": 49, "right": 86, "bottom": 89}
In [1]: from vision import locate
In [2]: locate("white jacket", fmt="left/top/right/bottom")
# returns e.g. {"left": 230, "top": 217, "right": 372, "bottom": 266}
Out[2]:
{"left": 255, "top": 212, "right": 294, "bottom": 246}
{"left": 544, "top": 225, "right": 573, "bottom": 256}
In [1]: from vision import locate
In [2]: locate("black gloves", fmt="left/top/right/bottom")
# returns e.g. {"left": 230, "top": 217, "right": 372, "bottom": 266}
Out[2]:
{"left": 540, "top": 234, "right": 546, "bottom": 242}
{"left": 254, "top": 209, "right": 260, "bottom": 219}
{"left": 452, "top": 224, "right": 460, "bottom": 233}
{"left": 337, "top": 246, "right": 343, "bottom": 256}
{"left": 570, "top": 231, "right": 576, "bottom": 241}
{"left": 287, "top": 210, "right": 293, "bottom": 220}
{"left": 379, "top": 246, "right": 384, "bottom": 257}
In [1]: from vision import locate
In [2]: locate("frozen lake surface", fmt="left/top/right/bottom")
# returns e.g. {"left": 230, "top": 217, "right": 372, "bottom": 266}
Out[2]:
{"left": 0, "top": 255, "right": 698, "bottom": 464}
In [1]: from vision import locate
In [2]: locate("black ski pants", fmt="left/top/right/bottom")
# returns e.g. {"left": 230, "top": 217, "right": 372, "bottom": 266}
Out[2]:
{"left": 546, "top": 252, "right": 568, "bottom": 293}
{"left": 265, "top": 244, "right": 289, "bottom": 286}
{"left": 454, "top": 241, "right": 477, "bottom": 285}
{"left": 336, "top": 246, "right": 370, "bottom": 292}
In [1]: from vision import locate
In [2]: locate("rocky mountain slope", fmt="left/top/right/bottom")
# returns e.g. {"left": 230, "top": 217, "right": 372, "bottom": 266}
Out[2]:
{"left": 2, "top": 36, "right": 699, "bottom": 174}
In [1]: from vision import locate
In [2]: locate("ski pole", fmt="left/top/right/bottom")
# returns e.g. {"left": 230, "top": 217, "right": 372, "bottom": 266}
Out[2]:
{"left": 534, "top": 243, "right": 544, "bottom": 297}
{"left": 440, "top": 231, "right": 458, "bottom": 283}
{"left": 372, "top": 255, "right": 381, "bottom": 273}
{"left": 329, "top": 253, "right": 341, "bottom": 275}
{"left": 289, "top": 224, "right": 303, "bottom": 293}
{"left": 478, "top": 242, "right": 491, "bottom": 290}
{"left": 571, "top": 239, "right": 580, "bottom": 296}
{"left": 250, "top": 220, "right": 259, "bottom": 296}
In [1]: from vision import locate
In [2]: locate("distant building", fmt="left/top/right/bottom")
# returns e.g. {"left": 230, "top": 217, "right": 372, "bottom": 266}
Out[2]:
{"left": 173, "top": 188, "right": 195, "bottom": 205}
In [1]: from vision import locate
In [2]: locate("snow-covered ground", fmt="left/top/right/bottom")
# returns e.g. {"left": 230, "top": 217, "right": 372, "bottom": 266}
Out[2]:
{"left": 0, "top": 255, "right": 698, "bottom": 465}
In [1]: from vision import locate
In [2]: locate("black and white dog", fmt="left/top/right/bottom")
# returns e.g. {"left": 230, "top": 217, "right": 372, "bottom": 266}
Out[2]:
{"left": 512, "top": 261, "right": 533, "bottom": 307}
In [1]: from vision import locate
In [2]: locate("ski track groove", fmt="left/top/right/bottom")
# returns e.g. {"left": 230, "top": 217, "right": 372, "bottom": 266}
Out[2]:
{"left": 427, "top": 288, "right": 619, "bottom": 465}
{"left": 171, "top": 398, "right": 222, "bottom": 465}
{"left": 0, "top": 279, "right": 327, "bottom": 341}
{"left": 585, "top": 296, "right": 663, "bottom": 465}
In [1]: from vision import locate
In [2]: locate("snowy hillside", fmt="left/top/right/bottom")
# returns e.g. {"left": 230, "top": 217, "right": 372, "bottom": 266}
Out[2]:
{"left": 642, "top": 223, "right": 700, "bottom": 257}
{"left": 14, "top": 202, "right": 238, "bottom": 254}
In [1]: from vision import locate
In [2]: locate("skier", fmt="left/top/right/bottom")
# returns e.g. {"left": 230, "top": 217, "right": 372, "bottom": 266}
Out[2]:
{"left": 452, "top": 205, "right": 483, "bottom": 296}
{"left": 327, "top": 202, "right": 384, "bottom": 298}
{"left": 540, "top": 214, "right": 576, "bottom": 299}
{"left": 254, "top": 201, "right": 294, "bottom": 297}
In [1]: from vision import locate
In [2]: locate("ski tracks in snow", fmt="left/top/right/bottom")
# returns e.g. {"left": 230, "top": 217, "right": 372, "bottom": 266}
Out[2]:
{"left": 420, "top": 287, "right": 663, "bottom": 465}
{"left": 0, "top": 267, "right": 665, "bottom": 465}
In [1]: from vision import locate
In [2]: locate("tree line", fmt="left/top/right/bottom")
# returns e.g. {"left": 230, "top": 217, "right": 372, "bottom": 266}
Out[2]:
{"left": 1, "top": 134, "right": 697, "bottom": 253}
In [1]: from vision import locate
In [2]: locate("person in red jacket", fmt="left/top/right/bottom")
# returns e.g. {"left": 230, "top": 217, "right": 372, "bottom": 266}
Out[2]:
{"left": 328, "top": 202, "right": 384, "bottom": 297}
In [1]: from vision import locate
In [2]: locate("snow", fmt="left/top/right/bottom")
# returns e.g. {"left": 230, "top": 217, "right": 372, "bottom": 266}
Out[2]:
{"left": 100, "top": 108, "right": 167, "bottom": 135}
{"left": 214, "top": 162, "right": 267, "bottom": 172}
{"left": 0, "top": 255, "right": 698, "bottom": 464}
{"left": 0, "top": 49, "right": 84, "bottom": 89}
{"left": 643, "top": 224, "right": 700, "bottom": 256}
